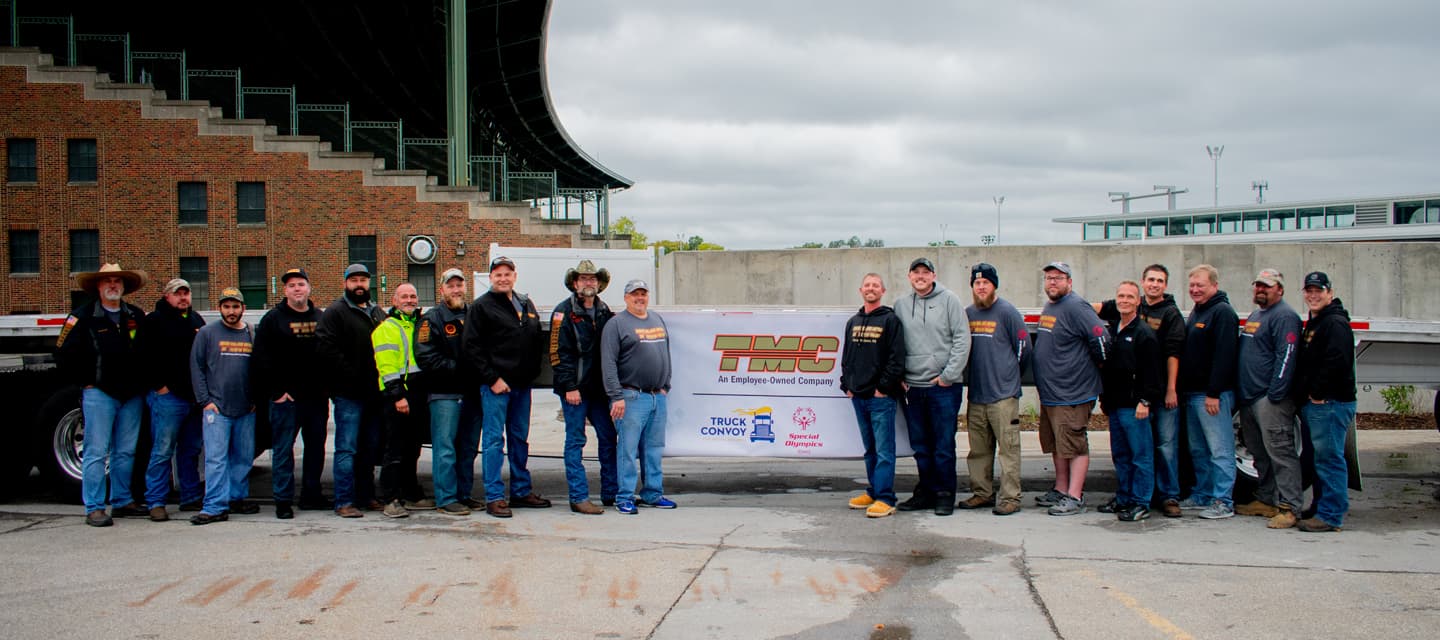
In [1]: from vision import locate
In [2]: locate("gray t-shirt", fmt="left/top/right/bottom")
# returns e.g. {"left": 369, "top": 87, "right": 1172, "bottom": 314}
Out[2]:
{"left": 1237, "top": 299, "right": 1302, "bottom": 404}
{"left": 191, "top": 322, "right": 254, "bottom": 417}
{"left": 1033, "top": 291, "right": 1108, "bottom": 406}
{"left": 601, "top": 310, "right": 672, "bottom": 401}
{"left": 965, "top": 297, "right": 1029, "bottom": 404}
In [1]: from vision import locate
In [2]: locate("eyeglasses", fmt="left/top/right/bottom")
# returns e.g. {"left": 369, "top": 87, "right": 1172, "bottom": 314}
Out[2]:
{"left": 1043, "top": 275, "right": 1068, "bottom": 282}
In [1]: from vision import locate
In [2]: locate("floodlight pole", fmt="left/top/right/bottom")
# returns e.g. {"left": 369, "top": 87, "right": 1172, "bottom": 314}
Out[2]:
{"left": 993, "top": 196, "right": 1004, "bottom": 246}
{"left": 1252, "top": 180, "right": 1269, "bottom": 204}
{"left": 1206, "top": 145, "right": 1224, "bottom": 207}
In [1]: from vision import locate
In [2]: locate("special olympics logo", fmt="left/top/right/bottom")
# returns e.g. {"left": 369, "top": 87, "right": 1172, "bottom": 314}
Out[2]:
{"left": 792, "top": 407, "right": 817, "bottom": 430}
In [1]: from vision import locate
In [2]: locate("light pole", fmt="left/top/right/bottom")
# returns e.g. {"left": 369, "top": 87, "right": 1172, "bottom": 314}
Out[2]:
{"left": 1206, "top": 145, "right": 1224, "bottom": 207}
{"left": 993, "top": 196, "right": 1004, "bottom": 246}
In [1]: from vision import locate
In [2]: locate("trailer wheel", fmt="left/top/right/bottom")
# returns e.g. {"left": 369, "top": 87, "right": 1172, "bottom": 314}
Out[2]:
{"left": 34, "top": 386, "right": 84, "bottom": 502}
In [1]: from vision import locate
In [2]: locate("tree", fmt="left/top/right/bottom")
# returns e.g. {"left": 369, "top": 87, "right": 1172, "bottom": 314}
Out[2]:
{"left": 610, "top": 216, "right": 647, "bottom": 250}
{"left": 795, "top": 241, "right": 825, "bottom": 249}
{"left": 928, "top": 240, "right": 959, "bottom": 247}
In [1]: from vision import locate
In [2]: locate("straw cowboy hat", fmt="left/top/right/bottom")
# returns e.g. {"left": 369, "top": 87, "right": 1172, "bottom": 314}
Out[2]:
{"left": 75, "top": 263, "right": 148, "bottom": 295}
{"left": 564, "top": 259, "right": 610, "bottom": 293}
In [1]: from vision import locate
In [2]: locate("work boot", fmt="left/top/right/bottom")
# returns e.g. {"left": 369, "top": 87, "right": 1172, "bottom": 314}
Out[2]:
{"left": 275, "top": 502, "right": 294, "bottom": 520}
{"left": 486, "top": 500, "right": 513, "bottom": 518}
{"left": 1235, "top": 500, "right": 1279, "bottom": 518}
{"left": 1267, "top": 508, "right": 1297, "bottom": 529}
{"left": 382, "top": 499, "right": 410, "bottom": 519}
{"left": 848, "top": 493, "right": 875, "bottom": 510}
{"left": 1161, "top": 499, "right": 1182, "bottom": 518}
{"left": 1297, "top": 517, "right": 1340, "bottom": 532}
{"left": 991, "top": 501, "right": 1022, "bottom": 516}
{"left": 570, "top": 501, "right": 603, "bottom": 515}
{"left": 148, "top": 506, "right": 169, "bottom": 522}
{"left": 957, "top": 495, "right": 995, "bottom": 510}
{"left": 85, "top": 510, "right": 113, "bottom": 527}
{"left": 896, "top": 494, "right": 934, "bottom": 512}
{"left": 933, "top": 492, "right": 955, "bottom": 516}
{"left": 113, "top": 503, "right": 149, "bottom": 518}
{"left": 334, "top": 505, "right": 363, "bottom": 518}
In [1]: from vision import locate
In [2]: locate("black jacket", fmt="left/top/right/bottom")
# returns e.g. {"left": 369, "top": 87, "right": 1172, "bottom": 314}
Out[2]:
{"left": 56, "top": 299, "right": 148, "bottom": 399}
{"left": 1179, "top": 291, "right": 1239, "bottom": 398}
{"left": 463, "top": 289, "right": 543, "bottom": 387}
{"left": 416, "top": 302, "right": 474, "bottom": 397}
{"left": 1100, "top": 293, "right": 1185, "bottom": 360}
{"left": 135, "top": 297, "right": 206, "bottom": 402}
{"left": 1100, "top": 316, "right": 1163, "bottom": 414}
{"left": 547, "top": 293, "right": 614, "bottom": 400}
{"left": 1294, "top": 298, "right": 1356, "bottom": 403}
{"left": 840, "top": 305, "right": 907, "bottom": 398}
{"left": 252, "top": 299, "right": 325, "bottom": 401}
{"left": 315, "top": 296, "right": 386, "bottom": 400}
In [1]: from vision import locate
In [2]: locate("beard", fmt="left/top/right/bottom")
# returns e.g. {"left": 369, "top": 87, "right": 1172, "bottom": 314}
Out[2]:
{"left": 972, "top": 291, "right": 996, "bottom": 309}
{"left": 444, "top": 293, "right": 465, "bottom": 310}
{"left": 578, "top": 285, "right": 598, "bottom": 298}
{"left": 344, "top": 287, "right": 370, "bottom": 305}
{"left": 101, "top": 289, "right": 123, "bottom": 302}
{"left": 222, "top": 312, "right": 243, "bottom": 326}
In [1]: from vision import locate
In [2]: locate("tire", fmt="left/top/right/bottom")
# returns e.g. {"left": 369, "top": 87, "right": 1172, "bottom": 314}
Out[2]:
{"left": 33, "top": 386, "right": 84, "bottom": 502}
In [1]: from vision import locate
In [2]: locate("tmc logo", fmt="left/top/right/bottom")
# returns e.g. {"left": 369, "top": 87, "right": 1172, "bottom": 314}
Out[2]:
{"left": 713, "top": 335, "right": 839, "bottom": 373}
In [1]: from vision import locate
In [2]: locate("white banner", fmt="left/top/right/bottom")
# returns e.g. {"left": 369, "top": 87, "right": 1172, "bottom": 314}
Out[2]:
{"left": 661, "top": 310, "right": 912, "bottom": 458}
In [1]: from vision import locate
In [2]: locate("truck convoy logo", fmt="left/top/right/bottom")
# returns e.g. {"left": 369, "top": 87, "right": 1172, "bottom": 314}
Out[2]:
{"left": 713, "top": 335, "right": 839, "bottom": 373}
{"left": 702, "top": 407, "right": 776, "bottom": 443}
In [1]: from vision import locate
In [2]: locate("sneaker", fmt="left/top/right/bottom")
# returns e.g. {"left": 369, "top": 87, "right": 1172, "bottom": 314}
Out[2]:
{"left": 957, "top": 495, "right": 995, "bottom": 510}
{"left": 275, "top": 502, "right": 294, "bottom": 520}
{"left": 1161, "top": 499, "right": 1182, "bottom": 518}
{"left": 113, "top": 503, "right": 149, "bottom": 518}
{"left": 1177, "top": 496, "right": 1209, "bottom": 511}
{"left": 178, "top": 501, "right": 203, "bottom": 512}
{"left": 896, "top": 494, "right": 935, "bottom": 511}
{"left": 438, "top": 502, "right": 472, "bottom": 516}
{"left": 616, "top": 500, "right": 638, "bottom": 515}
{"left": 640, "top": 496, "right": 678, "bottom": 509}
{"left": 85, "top": 510, "right": 113, "bottom": 527}
{"left": 189, "top": 512, "right": 228, "bottom": 525}
{"left": 334, "top": 505, "right": 364, "bottom": 518}
{"left": 403, "top": 498, "right": 437, "bottom": 510}
{"left": 1117, "top": 504, "right": 1151, "bottom": 522}
{"left": 1235, "top": 500, "right": 1279, "bottom": 518}
{"left": 1198, "top": 500, "right": 1235, "bottom": 520}
{"left": 848, "top": 493, "right": 876, "bottom": 510}
{"left": 1048, "top": 494, "right": 1086, "bottom": 516}
{"left": 570, "top": 501, "right": 603, "bottom": 515}
{"left": 510, "top": 494, "right": 553, "bottom": 509}
{"left": 1297, "top": 517, "right": 1340, "bottom": 532}
{"left": 1267, "top": 508, "right": 1297, "bottom": 529}
{"left": 383, "top": 500, "right": 410, "bottom": 519}
{"left": 1097, "top": 497, "right": 1119, "bottom": 514}
{"left": 228, "top": 500, "right": 260, "bottom": 515}
{"left": 991, "top": 501, "right": 1021, "bottom": 516}
{"left": 865, "top": 501, "right": 895, "bottom": 518}
{"left": 1035, "top": 489, "right": 1066, "bottom": 507}
{"left": 148, "top": 506, "right": 170, "bottom": 522}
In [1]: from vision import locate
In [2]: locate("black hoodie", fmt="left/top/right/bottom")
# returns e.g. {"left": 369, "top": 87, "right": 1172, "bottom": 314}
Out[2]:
{"left": 252, "top": 298, "right": 325, "bottom": 401}
{"left": 1178, "top": 290, "right": 1239, "bottom": 398}
{"left": 136, "top": 296, "right": 206, "bottom": 402}
{"left": 1294, "top": 298, "right": 1356, "bottom": 403}
{"left": 840, "top": 305, "right": 907, "bottom": 398}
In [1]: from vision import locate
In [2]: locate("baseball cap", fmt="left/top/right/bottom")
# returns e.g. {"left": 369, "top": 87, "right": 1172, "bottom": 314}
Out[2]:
{"left": 489, "top": 255, "right": 516, "bottom": 271}
{"left": 281, "top": 267, "right": 309, "bottom": 284}
{"left": 1253, "top": 268, "right": 1284, "bottom": 287}
{"left": 217, "top": 287, "right": 245, "bottom": 305}
{"left": 909, "top": 257, "right": 936, "bottom": 272}
{"left": 441, "top": 267, "right": 465, "bottom": 283}
{"left": 1042, "top": 261, "right": 1073, "bottom": 277}
{"left": 1303, "top": 271, "right": 1332, "bottom": 290}
{"left": 971, "top": 263, "right": 999, "bottom": 288}
{"left": 162, "top": 278, "right": 191, "bottom": 294}
{"left": 343, "top": 263, "right": 370, "bottom": 278}
{"left": 623, "top": 279, "right": 650, "bottom": 294}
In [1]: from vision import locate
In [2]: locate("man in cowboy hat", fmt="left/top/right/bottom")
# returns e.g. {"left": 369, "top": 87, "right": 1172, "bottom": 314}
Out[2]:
{"left": 56, "top": 263, "right": 150, "bottom": 527}
{"left": 548, "top": 260, "right": 618, "bottom": 514}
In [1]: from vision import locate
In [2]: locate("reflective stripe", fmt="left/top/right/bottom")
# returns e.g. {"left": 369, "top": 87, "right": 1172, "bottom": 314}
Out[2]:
{"left": 374, "top": 343, "right": 401, "bottom": 354}
{"left": 382, "top": 372, "right": 404, "bottom": 382}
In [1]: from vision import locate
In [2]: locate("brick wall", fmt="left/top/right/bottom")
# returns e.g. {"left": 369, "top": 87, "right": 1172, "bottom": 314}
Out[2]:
{"left": 0, "top": 66, "right": 575, "bottom": 314}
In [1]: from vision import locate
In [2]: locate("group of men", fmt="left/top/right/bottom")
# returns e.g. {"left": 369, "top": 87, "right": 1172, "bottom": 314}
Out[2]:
{"left": 838, "top": 257, "right": 1357, "bottom": 533}
{"left": 62, "top": 256, "right": 676, "bottom": 527}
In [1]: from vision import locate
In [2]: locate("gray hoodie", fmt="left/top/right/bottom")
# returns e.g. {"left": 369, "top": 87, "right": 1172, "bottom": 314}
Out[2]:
{"left": 894, "top": 282, "right": 971, "bottom": 387}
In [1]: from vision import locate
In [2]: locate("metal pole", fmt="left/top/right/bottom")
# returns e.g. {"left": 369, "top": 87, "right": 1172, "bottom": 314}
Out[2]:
{"left": 1206, "top": 145, "right": 1224, "bottom": 207}
{"left": 993, "top": 196, "right": 1004, "bottom": 246}
{"left": 446, "top": 0, "right": 470, "bottom": 186}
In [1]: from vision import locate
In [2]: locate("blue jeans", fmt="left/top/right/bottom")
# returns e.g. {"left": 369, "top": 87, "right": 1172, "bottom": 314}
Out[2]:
{"left": 200, "top": 408, "right": 255, "bottom": 515}
{"left": 562, "top": 396, "right": 618, "bottom": 504}
{"left": 616, "top": 390, "right": 667, "bottom": 504}
{"left": 1151, "top": 406, "right": 1180, "bottom": 502}
{"left": 81, "top": 388, "right": 144, "bottom": 512}
{"left": 332, "top": 396, "right": 381, "bottom": 509}
{"left": 430, "top": 395, "right": 482, "bottom": 506}
{"left": 851, "top": 395, "right": 898, "bottom": 506}
{"left": 143, "top": 390, "right": 203, "bottom": 509}
{"left": 903, "top": 383, "right": 963, "bottom": 497}
{"left": 481, "top": 386, "right": 534, "bottom": 502}
{"left": 1184, "top": 391, "right": 1236, "bottom": 508}
{"left": 1302, "top": 400, "right": 1356, "bottom": 528}
{"left": 1108, "top": 409, "right": 1155, "bottom": 507}
{"left": 270, "top": 396, "right": 330, "bottom": 503}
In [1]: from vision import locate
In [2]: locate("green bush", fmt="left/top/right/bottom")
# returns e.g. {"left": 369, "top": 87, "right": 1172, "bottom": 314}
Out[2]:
{"left": 1379, "top": 385, "right": 1417, "bottom": 415}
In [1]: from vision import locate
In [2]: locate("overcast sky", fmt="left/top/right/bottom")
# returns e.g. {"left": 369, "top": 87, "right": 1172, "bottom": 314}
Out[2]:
{"left": 546, "top": 1, "right": 1440, "bottom": 249}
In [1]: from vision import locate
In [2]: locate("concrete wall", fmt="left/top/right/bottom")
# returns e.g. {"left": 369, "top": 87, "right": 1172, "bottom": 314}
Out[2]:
{"left": 659, "top": 243, "right": 1440, "bottom": 319}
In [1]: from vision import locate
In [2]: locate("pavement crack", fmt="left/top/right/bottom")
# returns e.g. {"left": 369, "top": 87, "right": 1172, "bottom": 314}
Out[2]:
{"left": 1018, "top": 541, "right": 1065, "bottom": 640}
{"left": 1028, "top": 554, "right": 1440, "bottom": 576}
{"left": 647, "top": 524, "right": 743, "bottom": 640}
{"left": 0, "top": 515, "right": 64, "bottom": 535}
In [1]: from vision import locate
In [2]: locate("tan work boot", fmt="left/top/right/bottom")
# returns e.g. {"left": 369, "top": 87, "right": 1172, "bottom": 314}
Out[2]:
{"left": 848, "top": 493, "right": 875, "bottom": 510}
{"left": 1267, "top": 508, "right": 1297, "bottom": 529}
{"left": 1235, "top": 500, "right": 1279, "bottom": 517}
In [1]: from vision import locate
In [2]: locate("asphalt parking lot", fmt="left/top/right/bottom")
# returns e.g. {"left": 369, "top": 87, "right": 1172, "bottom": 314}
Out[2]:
{"left": 3, "top": 396, "right": 1438, "bottom": 639}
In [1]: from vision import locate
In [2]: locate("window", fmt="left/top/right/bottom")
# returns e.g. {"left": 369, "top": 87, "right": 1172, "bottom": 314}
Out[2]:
{"left": 1168, "top": 216, "right": 1191, "bottom": 236}
{"left": 1217, "top": 213, "right": 1241, "bottom": 234}
{"left": 1147, "top": 219, "right": 1168, "bottom": 238}
{"left": 1297, "top": 207, "right": 1325, "bottom": 229}
{"left": 69, "top": 230, "right": 99, "bottom": 273}
{"left": 1394, "top": 200, "right": 1440, "bottom": 225}
{"left": 7, "top": 138, "right": 37, "bottom": 182}
{"left": 67, "top": 139, "right": 97, "bottom": 182}
{"left": 238, "top": 256, "right": 267, "bottom": 308}
{"left": 409, "top": 263, "right": 436, "bottom": 307}
{"left": 1124, "top": 220, "right": 1145, "bottom": 239}
{"left": 1326, "top": 205, "right": 1355, "bottom": 228}
{"left": 237, "top": 182, "right": 266, "bottom": 224}
{"left": 1105, "top": 220, "right": 1124, "bottom": 240}
{"left": 1242, "top": 211, "right": 1268, "bottom": 232}
{"left": 178, "top": 182, "right": 208, "bottom": 225}
{"left": 1084, "top": 222, "right": 1104, "bottom": 241}
{"left": 179, "top": 257, "right": 210, "bottom": 309}
{"left": 1269, "top": 209, "right": 1295, "bottom": 231}
{"left": 1192, "top": 214, "right": 1215, "bottom": 235}
{"left": 348, "top": 235, "right": 377, "bottom": 275}
{"left": 9, "top": 230, "right": 40, "bottom": 274}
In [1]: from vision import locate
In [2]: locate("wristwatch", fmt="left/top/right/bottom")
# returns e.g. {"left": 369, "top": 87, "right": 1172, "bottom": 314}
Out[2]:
{"left": 1138, "top": 399, "right": 1151, "bottom": 407}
